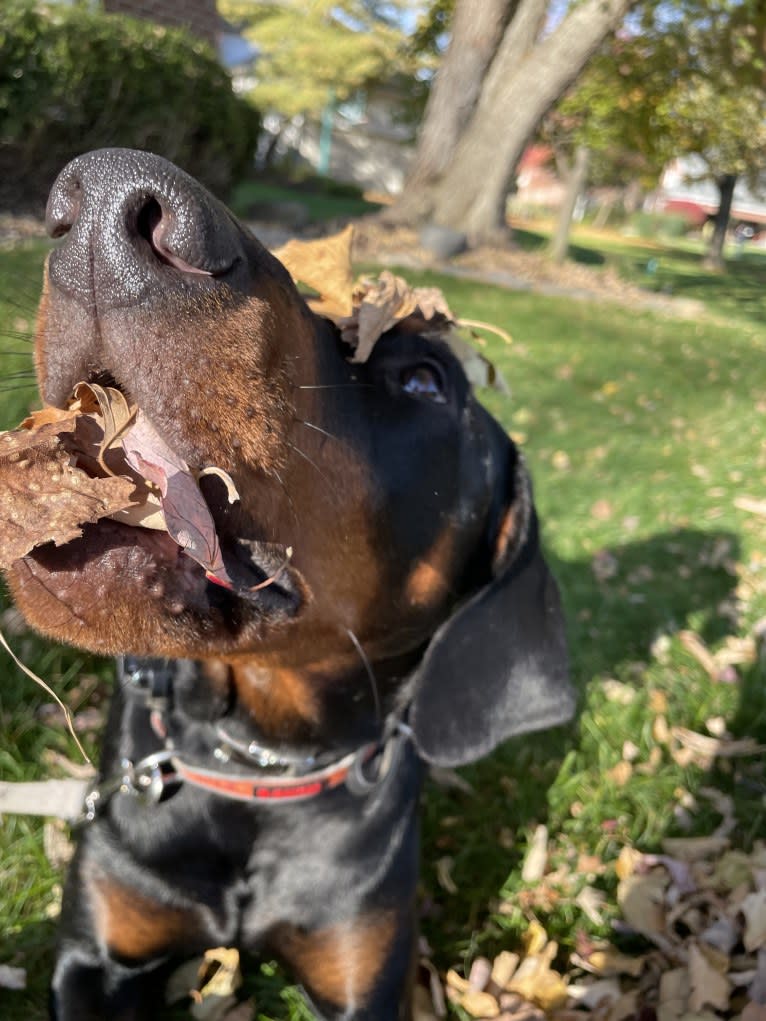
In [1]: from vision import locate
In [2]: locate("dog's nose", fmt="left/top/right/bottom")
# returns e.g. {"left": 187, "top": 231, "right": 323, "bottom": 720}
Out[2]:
{"left": 45, "top": 148, "right": 246, "bottom": 306}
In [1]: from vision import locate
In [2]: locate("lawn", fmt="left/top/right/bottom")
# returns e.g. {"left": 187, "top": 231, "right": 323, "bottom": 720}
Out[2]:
{"left": 510, "top": 217, "right": 766, "bottom": 327}
{"left": 0, "top": 236, "right": 765, "bottom": 1019}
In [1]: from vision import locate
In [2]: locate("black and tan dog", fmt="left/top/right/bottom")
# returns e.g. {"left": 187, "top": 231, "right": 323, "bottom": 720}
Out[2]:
{"left": 7, "top": 149, "right": 574, "bottom": 1021}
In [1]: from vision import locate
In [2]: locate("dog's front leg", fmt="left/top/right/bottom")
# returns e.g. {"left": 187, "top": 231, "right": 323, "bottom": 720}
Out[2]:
{"left": 272, "top": 907, "right": 417, "bottom": 1021}
{"left": 50, "top": 845, "right": 198, "bottom": 1021}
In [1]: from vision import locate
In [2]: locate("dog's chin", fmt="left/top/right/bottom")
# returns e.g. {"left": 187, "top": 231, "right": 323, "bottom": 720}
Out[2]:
{"left": 8, "top": 519, "right": 302, "bottom": 658}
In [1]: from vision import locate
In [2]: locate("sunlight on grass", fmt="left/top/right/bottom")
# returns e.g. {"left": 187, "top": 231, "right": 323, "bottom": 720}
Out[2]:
{"left": 0, "top": 239, "right": 764, "bottom": 1017}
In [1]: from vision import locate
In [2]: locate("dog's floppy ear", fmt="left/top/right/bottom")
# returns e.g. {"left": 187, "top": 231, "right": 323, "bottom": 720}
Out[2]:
{"left": 408, "top": 459, "right": 574, "bottom": 768}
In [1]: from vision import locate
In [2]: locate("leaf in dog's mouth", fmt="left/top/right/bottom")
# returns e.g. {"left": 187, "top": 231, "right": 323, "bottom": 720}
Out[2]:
{"left": 0, "top": 382, "right": 240, "bottom": 590}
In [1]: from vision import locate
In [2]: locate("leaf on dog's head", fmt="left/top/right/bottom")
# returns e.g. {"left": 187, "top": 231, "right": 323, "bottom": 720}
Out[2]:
{"left": 273, "top": 227, "right": 456, "bottom": 363}
{"left": 342, "top": 271, "right": 455, "bottom": 364}
{"left": 274, "top": 225, "right": 355, "bottom": 319}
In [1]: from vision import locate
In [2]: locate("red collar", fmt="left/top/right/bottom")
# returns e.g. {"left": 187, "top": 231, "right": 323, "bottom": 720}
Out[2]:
{"left": 170, "top": 743, "right": 378, "bottom": 803}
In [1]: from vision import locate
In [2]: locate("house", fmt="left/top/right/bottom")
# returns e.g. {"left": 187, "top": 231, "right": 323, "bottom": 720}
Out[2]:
{"left": 652, "top": 155, "right": 766, "bottom": 228}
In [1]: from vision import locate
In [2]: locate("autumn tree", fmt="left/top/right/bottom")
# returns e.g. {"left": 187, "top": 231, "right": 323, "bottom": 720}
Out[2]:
{"left": 388, "top": 0, "right": 638, "bottom": 243}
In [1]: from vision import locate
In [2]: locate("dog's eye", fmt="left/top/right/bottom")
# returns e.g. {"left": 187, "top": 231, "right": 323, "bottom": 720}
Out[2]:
{"left": 400, "top": 363, "right": 447, "bottom": 404}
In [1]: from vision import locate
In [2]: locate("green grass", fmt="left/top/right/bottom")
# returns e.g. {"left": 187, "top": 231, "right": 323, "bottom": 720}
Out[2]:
{"left": 230, "top": 178, "right": 382, "bottom": 223}
{"left": 511, "top": 219, "right": 766, "bottom": 325}
{"left": 1, "top": 238, "right": 765, "bottom": 1017}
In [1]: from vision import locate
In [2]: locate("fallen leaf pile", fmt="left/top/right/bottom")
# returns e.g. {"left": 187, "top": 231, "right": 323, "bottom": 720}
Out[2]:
{"left": 423, "top": 839, "right": 766, "bottom": 1021}
{"left": 0, "top": 382, "right": 239, "bottom": 589}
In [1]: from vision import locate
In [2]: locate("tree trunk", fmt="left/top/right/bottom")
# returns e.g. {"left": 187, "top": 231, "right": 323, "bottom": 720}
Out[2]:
{"left": 550, "top": 145, "right": 589, "bottom": 263}
{"left": 704, "top": 173, "right": 737, "bottom": 272}
{"left": 387, "top": 0, "right": 512, "bottom": 224}
{"left": 428, "top": 0, "right": 635, "bottom": 243}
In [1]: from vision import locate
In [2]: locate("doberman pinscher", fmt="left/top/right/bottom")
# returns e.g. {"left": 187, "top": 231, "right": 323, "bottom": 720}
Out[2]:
{"left": 7, "top": 149, "right": 574, "bottom": 1021}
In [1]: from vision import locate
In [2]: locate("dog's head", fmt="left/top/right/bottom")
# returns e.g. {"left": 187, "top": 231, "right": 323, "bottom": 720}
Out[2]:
{"left": 8, "top": 149, "right": 573, "bottom": 765}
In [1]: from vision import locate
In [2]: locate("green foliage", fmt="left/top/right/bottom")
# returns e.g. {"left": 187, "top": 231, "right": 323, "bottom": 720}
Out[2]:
{"left": 219, "top": 0, "right": 422, "bottom": 118}
{"left": 547, "top": 0, "right": 766, "bottom": 191}
{"left": 0, "top": 1, "right": 259, "bottom": 210}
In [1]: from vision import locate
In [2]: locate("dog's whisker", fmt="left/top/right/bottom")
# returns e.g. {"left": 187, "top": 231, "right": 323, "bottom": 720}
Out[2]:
{"left": 296, "top": 419, "right": 339, "bottom": 442}
{"left": 270, "top": 468, "right": 300, "bottom": 528}
{"left": 286, "top": 440, "right": 332, "bottom": 487}
{"left": 296, "top": 383, "right": 372, "bottom": 390}
{"left": 346, "top": 627, "right": 382, "bottom": 725}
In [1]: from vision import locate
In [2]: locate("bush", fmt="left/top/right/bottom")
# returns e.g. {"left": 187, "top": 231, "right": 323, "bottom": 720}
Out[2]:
{"left": 0, "top": 1, "right": 259, "bottom": 211}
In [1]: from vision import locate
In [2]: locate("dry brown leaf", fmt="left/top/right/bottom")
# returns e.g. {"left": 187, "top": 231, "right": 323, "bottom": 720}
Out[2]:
{"left": 188, "top": 947, "right": 242, "bottom": 1021}
{"left": 661, "top": 836, "right": 730, "bottom": 861}
{"left": 602, "top": 680, "right": 636, "bottom": 706}
{"left": 742, "top": 890, "right": 766, "bottom": 951}
{"left": 658, "top": 967, "right": 690, "bottom": 1021}
{"left": 679, "top": 630, "right": 721, "bottom": 680}
{"left": 734, "top": 496, "right": 766, "bottom": 517}
{"left": 575, "top": 886, "right": 607, "bottom": 926}
{"left": 446, "top": 970, "right": 470, "bottom": 994}
{"left": 670, "top": 727, "right": 766, "bottom": 770}
{"left": 607, "top": 761, "right": 633, "bottom": 787}
{"left": 615, "top": 846, "right": 643, "bottom": 881}
{"left": 468, "top": 958, "right": 492, "bottom": 991}
{"left": 688, "top": 942, "right": 731, "bottom": 1011}
{"left": 585, "top": 948, "right": 646, "bottom": 978}
{"left": 459, "top": 990, "right": 500, "bottom": 1017}
{"left": 490, "top": 951, "right": 520, "bottom": 990}
{"left": 523, "top": 920, "right": 550, "bottom": 957}
{"left": 522, "top": 825, "right": 549, "bottom": 882}
{"left": 617, "top": 870, "right": 668, "bottom": 941}
{"left": 273, "top": 225, "right": 356, "bottom": 318}
{"left": 436, "top": 856, "right": 458, "bottom": 894}
{"left": 568, "top": 978, "right": 622, "bottom": 1009}
{"left": 608, "top": 990, "right": 640, "bottom": 1021}
{"left": 0, "top": 434, "right": 138, "bottom": 566}
{"left": 507, "top": 955, "right": 569, "bottom": 1011}
{"left": 650, "top": 690, "right": 669, "bottom": 713}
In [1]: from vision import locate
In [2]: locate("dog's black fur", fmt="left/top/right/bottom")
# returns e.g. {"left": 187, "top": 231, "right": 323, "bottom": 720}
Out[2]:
{"left": 8, "top": 149, "right": 574, "bottom": 1021}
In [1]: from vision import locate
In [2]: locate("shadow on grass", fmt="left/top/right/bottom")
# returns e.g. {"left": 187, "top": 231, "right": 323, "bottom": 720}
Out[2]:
{"left": 420, "top": 525, "right": 744, "bottom": 961}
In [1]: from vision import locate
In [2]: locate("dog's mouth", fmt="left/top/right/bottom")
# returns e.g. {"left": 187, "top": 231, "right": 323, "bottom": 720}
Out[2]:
{"left": 5, "top": 376, "right": 300, "bottom": 629}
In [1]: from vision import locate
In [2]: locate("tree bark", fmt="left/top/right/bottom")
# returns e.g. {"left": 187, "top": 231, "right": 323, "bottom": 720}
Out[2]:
{"left": 387, "top": 0, "right": 512, "bottom": 223}
{"left": 550, "top": 145, "right": 589, "bottom": 263}
{"left": 704, "top": 173, "right": 737, "bottom": 272}
{"left": 426, "top": 0, "right": 635, "bottom": 243}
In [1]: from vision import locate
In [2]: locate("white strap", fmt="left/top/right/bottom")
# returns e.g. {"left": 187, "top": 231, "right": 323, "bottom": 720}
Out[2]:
{"left": 0, "top": 779, "right": 90, "bottom": 821}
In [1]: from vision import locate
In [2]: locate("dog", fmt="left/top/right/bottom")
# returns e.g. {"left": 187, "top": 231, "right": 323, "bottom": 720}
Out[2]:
{"left": 6, "top": 148, "right": 574, "bottom": 1021}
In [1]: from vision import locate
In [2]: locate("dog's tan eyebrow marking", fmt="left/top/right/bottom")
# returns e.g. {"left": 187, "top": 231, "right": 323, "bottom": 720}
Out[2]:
{"left": 272, "top": 910, "right": 398, "bottom": 1008}
{"left": 404, "top": 526, "right": 457, "bottom": 609}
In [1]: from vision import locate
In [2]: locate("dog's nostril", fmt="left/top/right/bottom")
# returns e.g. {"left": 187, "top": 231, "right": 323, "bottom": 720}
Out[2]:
{"left": 47, "top": 179, "right": 83, "bottom": 239}
{"left": 135, "top": 196, "right": 164, "bottom": 249}
{"left": 134, "top": 195, "right": 214, "bottom": 277}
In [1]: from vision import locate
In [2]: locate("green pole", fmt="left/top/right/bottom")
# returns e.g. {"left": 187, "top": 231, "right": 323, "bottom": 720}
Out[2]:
{"left": 318, "top": 87, "right": 336, "bottom": 177}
